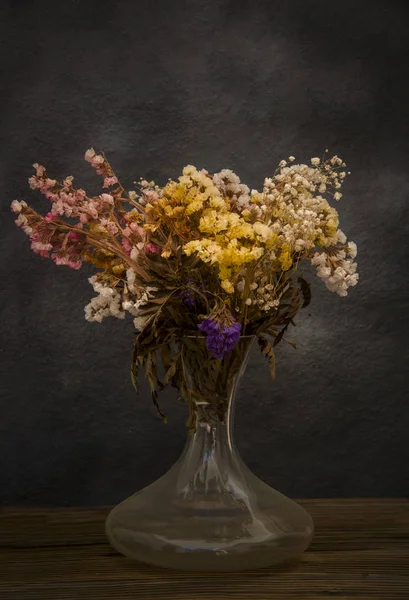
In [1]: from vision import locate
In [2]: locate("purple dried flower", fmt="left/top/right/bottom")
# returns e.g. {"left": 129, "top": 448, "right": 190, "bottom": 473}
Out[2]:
{"left": 198, "top": 317, "right": 241, "bottom": 360}
{"left": 182, "top": 289, "right": 196, "bottom": 309}
{"left": 176, "top": 280, "right": 197, "bottom": 309}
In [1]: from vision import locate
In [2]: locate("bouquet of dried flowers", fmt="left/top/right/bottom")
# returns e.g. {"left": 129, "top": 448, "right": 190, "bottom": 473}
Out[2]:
{"left": 11, "top": 150, "right": 358, "bottom": 429}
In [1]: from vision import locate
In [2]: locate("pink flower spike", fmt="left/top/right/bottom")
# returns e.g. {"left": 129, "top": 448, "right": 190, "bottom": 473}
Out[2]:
{"left": 45, "top": 212, "right": 54, "bottom": 221}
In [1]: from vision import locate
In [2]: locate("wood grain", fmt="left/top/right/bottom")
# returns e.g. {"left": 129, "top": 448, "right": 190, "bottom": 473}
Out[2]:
{"left": 1, "top": 500, "right": 408, "bottom": 599}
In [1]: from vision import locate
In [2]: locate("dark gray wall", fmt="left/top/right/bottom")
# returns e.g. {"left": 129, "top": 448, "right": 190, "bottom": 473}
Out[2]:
{"left": 1, "top": 0, "right": 408, "bottom": 505}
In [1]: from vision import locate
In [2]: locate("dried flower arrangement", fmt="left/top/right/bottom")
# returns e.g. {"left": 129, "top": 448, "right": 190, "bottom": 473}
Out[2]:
{"left": 11, "top": 150, "right": 358, "bottom": 429}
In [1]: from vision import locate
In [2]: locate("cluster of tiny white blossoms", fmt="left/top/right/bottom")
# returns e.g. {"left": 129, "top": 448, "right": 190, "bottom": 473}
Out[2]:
{"left": 134, "top": 179, "right": 164, "bottom": 206}
{"left": 263, "top": 155, "right": 347, "bottom": 252}
{"left": 248, "top": 280, "right": 281, "bottom": 311}
{"left": 84, "top": 276, "right": 124, "bottom": 323}
{"left": 84, "top": 275, "right": 158, "bottom": 329}
{"left": 311, "top": 231, "right": 358, "bottom": 296}
{"left": 222, "top": 154, "right": 358, "bottom": 297}
{"left": 213, "top": 169, "right": 264, "bottom": 221}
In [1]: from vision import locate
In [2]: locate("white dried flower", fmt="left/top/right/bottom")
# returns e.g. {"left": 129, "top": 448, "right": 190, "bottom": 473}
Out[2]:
{"left": 84, "top": 277, "right": 124, "bottom": 323}
{"left": 11, "top": 200, "right": 27, "bottom": 214}
{"left": 236, "top": 279, "right": 245, "bottom": 293}
{"left": 347, "top": 241, "right": 357, "bottom": 258}
{"left": 337, "top": 229, "right": 347, "bottom": 244}
{"left": 311, "top": 252, "right": 327, "bottom": 266}
{"left": 312, "top": 251, "right": 359, "bottom": 296}
{"left": 133, "top": 316, "right": 149, "bottom": 331}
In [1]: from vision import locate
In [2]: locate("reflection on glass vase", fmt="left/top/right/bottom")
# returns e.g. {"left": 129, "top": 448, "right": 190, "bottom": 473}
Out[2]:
{"left": 106, "top": 336, "right": 314, "bottom": 571}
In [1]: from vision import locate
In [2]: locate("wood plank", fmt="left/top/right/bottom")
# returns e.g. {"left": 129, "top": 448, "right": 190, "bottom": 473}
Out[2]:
{"left": 2, "top": 576, "right": 409, "bottom": 600}
{"left": 0, "top": 500, "right": 408, "bottom": 599}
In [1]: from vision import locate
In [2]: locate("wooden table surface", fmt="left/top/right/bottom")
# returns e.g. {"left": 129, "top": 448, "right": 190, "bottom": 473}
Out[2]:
{"left": 1, "top": 500, "right": 409, "bottom": 599}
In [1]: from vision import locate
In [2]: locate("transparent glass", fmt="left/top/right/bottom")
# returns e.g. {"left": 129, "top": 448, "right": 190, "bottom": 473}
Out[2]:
{"left": 106, "top": 337, "right": 314, "bottom": 571}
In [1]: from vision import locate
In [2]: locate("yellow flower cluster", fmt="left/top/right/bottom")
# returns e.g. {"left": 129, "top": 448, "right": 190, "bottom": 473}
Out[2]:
{"left": 144, "top": 166, "right": 279, "bottom": 293}
{"left": 183, "top": 210, "right": 278, "bottom": 293}
{"left": 151, "top": 166, "right": 225, "bottom": 214}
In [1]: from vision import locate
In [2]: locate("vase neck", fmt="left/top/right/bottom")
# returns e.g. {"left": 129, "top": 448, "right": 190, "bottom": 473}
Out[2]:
{"left": 182, "top": 335, "right": 254, "bottom": 431}
{"left": 188, "top": 391, "right": 236, "bottom": 457}
{"left": 183, "top": 336, "right": 254, "bottom": 456}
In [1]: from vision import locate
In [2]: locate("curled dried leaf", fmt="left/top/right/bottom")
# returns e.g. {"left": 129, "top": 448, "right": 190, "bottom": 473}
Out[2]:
{"left": 257, "top": 335, "right": 276, "bottom": 380}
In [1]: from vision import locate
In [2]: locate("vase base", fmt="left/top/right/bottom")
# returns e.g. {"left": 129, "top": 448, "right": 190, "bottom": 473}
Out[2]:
{"left": 106, "top": 500, "right": 314, "bottom": 572}
{"left": 108, "top": 535, "right": 311, "bottom": 572}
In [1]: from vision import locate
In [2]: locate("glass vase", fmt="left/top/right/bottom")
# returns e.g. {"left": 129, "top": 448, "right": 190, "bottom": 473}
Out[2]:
{"left": 106, "top": 337, "right": 314, "bottom": 571}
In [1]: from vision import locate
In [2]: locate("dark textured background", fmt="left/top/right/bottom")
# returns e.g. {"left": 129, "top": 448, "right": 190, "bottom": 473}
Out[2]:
{"left": 1, "top": 0, "right": 408, "bottom": 505}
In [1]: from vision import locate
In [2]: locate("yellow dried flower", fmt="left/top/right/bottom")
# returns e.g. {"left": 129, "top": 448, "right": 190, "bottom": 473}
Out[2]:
{"left": 221, "top": 279, "right": 234, "bottom": 294}
{"left": 279, "top": 251, "right": 293, "bottom": 271}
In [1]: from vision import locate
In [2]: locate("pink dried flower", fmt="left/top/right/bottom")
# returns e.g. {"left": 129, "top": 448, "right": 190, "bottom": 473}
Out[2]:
{"left": 11, "top": 200, "right": 26, "bottom": 214}
{"left": 103, "top": 176, "right": 118, "bottom": 188}
{"left": 100, "top": 193, "right": 114, "bottom": 206}
{"left": 41, "top": 189, "right": 59, "bottom": 202}
{"left": 142, "top": 189, "right": 160, "bottom": 203}
{"left": 127, "top": 222, "right": 146, "bottom": 239}
{"left": 85, "top": 148, "right": 106, "bottom": 174}
{"left": 15, "top": 213, "right": 32, "bottom": 235}
{"left": 100, "top": 219, "right": 119, "bottom": 235}
{"left": 76, "top": 189, "right": 86, "bottom": 201}
{"left": 63, "top": 176, "right": 74, "bottom": 188}
{"left": 84, "top": 148, "right": 96, "bottom": 162}
{"left": 31, "top": 240, "right": 52, "bottom": 258}
{"left": 52, "top": 254, "right": 82, "bottom": 270}
{"left": 122, "top": 237, "right": 132, "bottom": 255}
{"left": 145, "top": 242, "right": 161, "bottom": 255}
{"left": 28, "top": 176, "right": 40, "bottom": 190}
{"left": 44, "top": 178, "right": 57, "bottom": 188}
{"left": 86, "top": 204, "right": 99, "bottom": 220}
{"left": 33, "top": 163, "right": 46, "bottom": 177}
